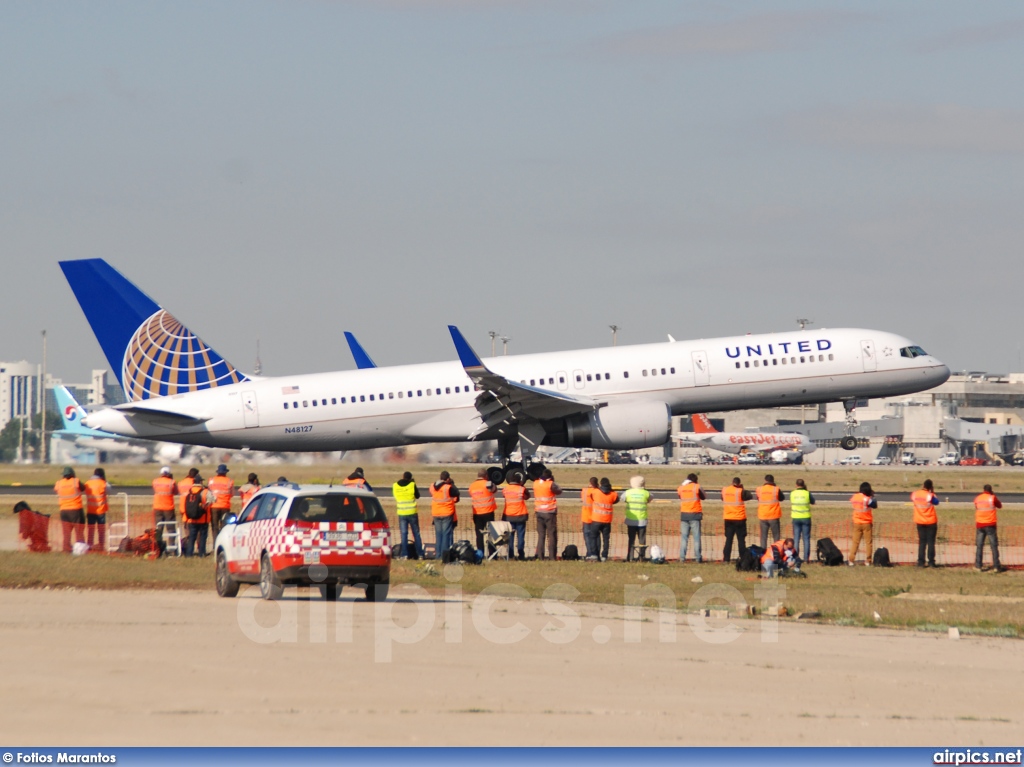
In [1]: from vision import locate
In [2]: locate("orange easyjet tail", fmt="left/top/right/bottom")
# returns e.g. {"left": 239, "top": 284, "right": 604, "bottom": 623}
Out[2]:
{"left": 692, "top": 414, "right": 718, "bottom": 434}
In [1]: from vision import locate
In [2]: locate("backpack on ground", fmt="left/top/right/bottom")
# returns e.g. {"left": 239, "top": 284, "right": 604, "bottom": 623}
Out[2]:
{"left": 452, "top": 539, "right": 477, "bottom": 565}
{"left": 185, "top": 489, "right": 205, "bottom": 521}
{"left": 561, "top": 544, "right": 580, "bottom": 561}
{"left": 736, "top": 545, "right": 764, "bottom": 572}
{"left": 816, "top": 537, "right": 844, "bottom": 566}
{"left": 872, "top": 547, "right": 892, "bottom": 567}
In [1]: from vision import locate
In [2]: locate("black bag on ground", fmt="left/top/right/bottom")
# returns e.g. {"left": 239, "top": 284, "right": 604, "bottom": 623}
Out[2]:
{"left": 816, "top": 537, "right": 844, "bottom": 566}
{"left": 452, "top": 539, "right": 477, "bottom": 564}
{"left": 561, "top": 544, "right": 579, "bottom": 561}
{"left": 736, "top": 545, "right": 764, "bottom": 572}
{"left": 872, "top": 547, "right": 892, "bottom": 567}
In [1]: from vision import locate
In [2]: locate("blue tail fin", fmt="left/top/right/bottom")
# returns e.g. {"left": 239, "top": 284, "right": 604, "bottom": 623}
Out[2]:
{"left": 59, "top": 259, "right": 248, "bottom": 401}
{"left": 343, "top": 331, "right": 377, "bottom": 369}
{"left": 54, "top": 386, "right": 90, "bottom": 433}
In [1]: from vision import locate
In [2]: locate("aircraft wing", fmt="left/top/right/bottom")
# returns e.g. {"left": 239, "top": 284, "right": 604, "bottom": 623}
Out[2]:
{"left": 448, "top": 325, "right": 598, "bottom": 438}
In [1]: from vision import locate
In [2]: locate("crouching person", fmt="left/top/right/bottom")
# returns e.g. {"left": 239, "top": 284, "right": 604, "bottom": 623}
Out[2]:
{"left": 761, "top": 537, "right": 799, "bottom": 578}
{"left": 15, "top": 501, "right": 51, "bottom": 553}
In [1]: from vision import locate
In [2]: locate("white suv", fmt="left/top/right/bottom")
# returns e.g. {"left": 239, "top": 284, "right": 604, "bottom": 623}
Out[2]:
{"left": 214, "top": 482, "right": 391, "bottom": 601}
{"left": 839, "top": 455, "right": 862, "bottom": 466}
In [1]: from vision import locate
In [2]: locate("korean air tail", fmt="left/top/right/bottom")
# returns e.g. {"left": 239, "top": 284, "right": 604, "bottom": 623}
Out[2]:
{"left": 53, "top": 386, "right": 114, "bottom": 438}
{"left": 692, "top": 413, "right": 719, "bottom": 434}
{"left": 58, "top": 259, "right": 248, "bottom": 401}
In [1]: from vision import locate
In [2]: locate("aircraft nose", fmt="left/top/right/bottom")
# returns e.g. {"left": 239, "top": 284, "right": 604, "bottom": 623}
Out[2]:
{"left": 928, "top": 363, "right": 951, "bottom": 388}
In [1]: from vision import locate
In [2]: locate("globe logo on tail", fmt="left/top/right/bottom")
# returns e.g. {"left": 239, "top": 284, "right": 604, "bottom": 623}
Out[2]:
{"left": 122, "top": 310, "right": 247, "bottom": 401}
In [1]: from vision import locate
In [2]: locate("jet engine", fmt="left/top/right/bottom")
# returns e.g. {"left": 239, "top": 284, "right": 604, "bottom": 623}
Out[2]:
{"left": 544, "top": 402, "right": 671, "bottom": 450}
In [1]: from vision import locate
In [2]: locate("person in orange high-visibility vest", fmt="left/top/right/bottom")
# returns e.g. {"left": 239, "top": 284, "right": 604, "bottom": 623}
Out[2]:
{"left": 532, "top": 469, "right": 563, "bottom": 560}
{"left": 911, "top": 479, "right": 940, "bottom": 568}
{"left": 581, "top": 477, "right": 599, "bottom": 560}
{"left": 342, "top": 467, "right": 372, "bottom": 492}
{"left": 151, "top": 466, "right": 178, "bottom": 551}
{"left": 678, "top": 473, "right": 706, "bottom": 563}
{"left": 430, "top": 471, "right": 460, "bottom": 561}
{"left": 589, "top": 478, "right": 618, "bottom": 561}
{"left": 181, "top": 475, "right": 213, "bottom": 558}
{"left": 721, "top": 477, "right": 752, "bottom": 563}
{"left": 84, "top": 467, "right": 111, "bottom": 551}
{"left": 177, "top": 468, "right": 198, "bottom": 521}
{"left": 761, "top": 537, "right": 798, "bottom": 578}
{"left": 55, "top": 466, "right": 86, "bottom": 553}
{"left": 848, "top": 481, "right": 877, "bottom": 566}
{"left": 756, "top": 474, "right": 785, "bottom": 549}
{"left": 238, "top": 473, "right": 261, "bottom": 509}
{"left": 974, "top": 484, "right": 1004, "bottom": 572}
{"left": 468, "top": 469, "right": 498, "bottom": 557}
{"left": 207, "top": 464, "right": 235, "bottom": 536}
{"left": 501, "top": 471, "right": 530, "bottom": 560}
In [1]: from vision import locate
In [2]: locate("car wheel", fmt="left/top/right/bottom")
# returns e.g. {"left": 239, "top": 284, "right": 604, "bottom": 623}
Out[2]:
{"left": 319, "top": 583, "right": 340, "bottom": 601}
{"left": 215, "top": 550, "right": 239, "bottom": 598}
{"left": 259, "top": 553, "right": 284, "bottom": 600}
{"left": 365, "top": 581, "right": 389, "bottom": 602}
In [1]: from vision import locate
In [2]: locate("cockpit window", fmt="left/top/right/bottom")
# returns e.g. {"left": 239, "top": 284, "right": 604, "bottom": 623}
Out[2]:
{"left": 288, "top": 494, "right": 387, "bottom": 523}
{"left": 900, "top": 346, "right": 928, "bottom": 358}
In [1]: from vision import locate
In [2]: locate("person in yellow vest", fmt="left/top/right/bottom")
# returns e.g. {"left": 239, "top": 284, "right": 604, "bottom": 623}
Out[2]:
{"left": 238, "top": 473, "right": 261, "bottom": 509}
{"left": 789, "top": 478, "right": 815, "bottom": 564}
{"left": 84, "top": 467, "right": 111, "bottom": 552}
{"left": 721, "top": 477, "right": 752, "bottom": 563}
{"left": 342, "top": 467, "right": 372, "bottom": 491}
{"left": 581, "top": 477, "right": 599, "bottom": 560}
{"left": 532, "top": 469, "right": 563, "bottom": 560}
{"left": 181, "top": 474, "right": 213, "bottom": 558}
{"left": 756, "top": 474, "right": 785, "bottom": 549}
{"left": 589, "top": 478, "right": 618, "bottom": 562}
{"left": 848, "top": 481, "right": 877, "bottom": 566}
{"left": 54, "top": 466, "right": 86, "bottom": 553}
{"left": 151, "top": 466, "right": 178, "bottom": 552}
{"left": 501, "top": 471, "right": 530, "bottom": 560}
{"left": 430, "top": 470, "right": 460, "bottom": 561}
{"left": 393, "top": 471, "right": 423, "bottom": 559}
{"left": 677, "top": 473, "right": 706, "bottom": 563}
{"left": 468, "top": 469, "right": 498, "bottom": 558}
{"left": 623, "top": 475, "right": 651, "bottom": 562}
{"left": 973, "top": 484, "right": 1004, "bottom": 572}
{"left": 911, "top": 479, "right": 940, "bottom": 568}
{"left": 207, "top": 464, "right": 235, "bottom": 536}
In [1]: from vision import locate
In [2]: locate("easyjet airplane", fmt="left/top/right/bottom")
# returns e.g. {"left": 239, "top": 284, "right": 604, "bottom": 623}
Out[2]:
{"left": 676, "top": 413, "right": 816, "bottom": 457}
{"left": 60, "top": 259, "right": 949, "bottom": 483}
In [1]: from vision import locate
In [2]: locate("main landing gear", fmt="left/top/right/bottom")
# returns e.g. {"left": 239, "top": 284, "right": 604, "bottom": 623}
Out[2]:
{"left": 840, "top": 400, "right": 859, "bottom": 451}
{"left": 484, "top": 460, "right": 547, "bottom": 485}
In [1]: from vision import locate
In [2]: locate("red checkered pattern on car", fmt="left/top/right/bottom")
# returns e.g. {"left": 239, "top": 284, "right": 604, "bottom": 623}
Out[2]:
{"left": 232, "top": 520, "right": 390, "bottom": 571}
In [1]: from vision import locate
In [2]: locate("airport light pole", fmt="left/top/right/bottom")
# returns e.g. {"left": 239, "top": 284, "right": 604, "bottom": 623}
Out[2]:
{"left": 500, "top": 336, "right": 511, "bottom": 356}
{"left": 40, "top": 329, "right": 47, "bottom": 464}
{"left": 489, "top": 331, "right": 497, "bottom": 358}
{"left": 609, "top": 325, "right": 619, "bottom": 346}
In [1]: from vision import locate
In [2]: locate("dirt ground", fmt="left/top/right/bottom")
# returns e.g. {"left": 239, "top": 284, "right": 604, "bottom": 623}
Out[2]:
{"left": 0, "top": 586, "right": 1020, "bottom": 746}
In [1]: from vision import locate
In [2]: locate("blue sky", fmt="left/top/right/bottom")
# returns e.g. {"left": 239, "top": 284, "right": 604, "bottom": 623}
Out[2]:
{"left": 2, "top": 1, "right": 1023, "bottom": 381}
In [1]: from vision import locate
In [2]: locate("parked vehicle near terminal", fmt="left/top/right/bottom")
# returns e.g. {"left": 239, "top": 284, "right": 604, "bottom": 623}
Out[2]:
{"left": 901, "top": 451, "right": 927, "bottom": 466}
{"left": 839, "top": 454, "right": 863, "bottom": 466}
{"left": 737, "top": 453, "right": 763, "bottom": 465}
{"left": 869, "top": 456, "right": 892, "bottom": 466}
{"left": 937, "top": 452, "right": 960, "bottom": 466}
{"left": 959, "top": 457, "right": 987, "bottom": 466}
{"left": 214, "top": 482, "right": 391, "bottom": 602}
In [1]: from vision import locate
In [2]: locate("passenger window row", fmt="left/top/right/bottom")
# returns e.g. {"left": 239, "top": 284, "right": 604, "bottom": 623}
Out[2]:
{"left": 283, "top": 384, "right": 474, "bottom": 410}
{"left": 734, "top": 354, "right": 834, "bottom": 369}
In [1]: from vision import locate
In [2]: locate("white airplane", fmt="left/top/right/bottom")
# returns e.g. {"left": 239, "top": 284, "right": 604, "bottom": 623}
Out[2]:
{"left": 675, "top": 413, "right": 816, "bottom": 458}
{"left": 59, "top": 258, "right": 949, "bottom": 484}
